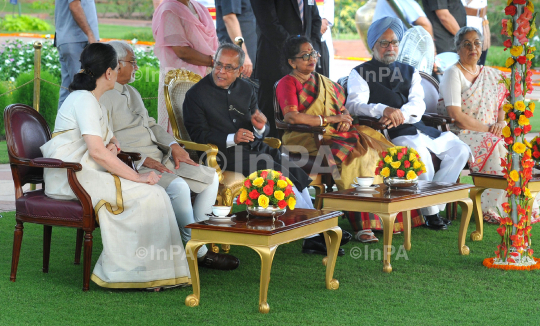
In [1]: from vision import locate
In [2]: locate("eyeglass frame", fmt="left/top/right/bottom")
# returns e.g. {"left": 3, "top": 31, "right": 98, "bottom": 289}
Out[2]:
{"left": 377, "top": 40, "right": 400, "bottom": 48}
{"left": 460, "top": 41, "right": 483, "bottom": 50}
{"left": 292, "top": 50, "right": 321, "bottom": 61}
{"left": 214, "top": 61, "right": 241, "bottom": 73}
{"left": 119, "top": 59, "right": 138, "bottom": 67}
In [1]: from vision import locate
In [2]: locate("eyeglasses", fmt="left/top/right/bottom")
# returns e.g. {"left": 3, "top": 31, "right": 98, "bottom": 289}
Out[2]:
{"left": 378, "top": 40, "right": 400, "bottom": 48}
{"left": 293, "top": 50, "right": 320, "bottom": 61}
{"left": 214, "top": 62, "right": 240, "bottom": 73}
{"left": 120, "top": 60, "right": 138, "bottom": 67}
{"left": 461, "top": 41, "right": 483, "bottom": 50}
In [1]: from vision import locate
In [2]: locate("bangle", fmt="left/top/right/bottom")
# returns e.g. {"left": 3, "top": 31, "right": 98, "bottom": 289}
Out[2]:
{"left": 209, "top": 55, "right": 214, "bottom": 67}
{"left": 322, "top": 116, "right": 328, "bottom": 126}
{"left": 318, "top": 115, "right": 323, "bottom": 126}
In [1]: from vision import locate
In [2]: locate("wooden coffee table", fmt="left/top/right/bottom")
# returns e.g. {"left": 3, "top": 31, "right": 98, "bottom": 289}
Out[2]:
{"left": 319, "top": 181, "right": 474, "bottom": 273}
{"left": 184, "top": 209, "right": 343, "bottom": 314}
{"left": 469, "top": 173, "right": 540, "bottom": 241}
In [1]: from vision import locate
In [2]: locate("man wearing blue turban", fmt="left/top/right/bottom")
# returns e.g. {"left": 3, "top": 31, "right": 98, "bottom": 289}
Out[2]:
{"left": 345, "top": 17, "right": 471, "bottom": 230}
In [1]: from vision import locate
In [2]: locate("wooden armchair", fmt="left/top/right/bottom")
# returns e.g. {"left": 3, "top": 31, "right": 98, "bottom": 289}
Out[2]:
{"left": 164, "top": 68, "right": 282, "bottom": 204}
{"left": 4, "top": 104, "right": 140, "bottom": 291}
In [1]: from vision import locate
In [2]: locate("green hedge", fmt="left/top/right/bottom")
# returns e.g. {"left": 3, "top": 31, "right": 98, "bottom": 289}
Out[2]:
{"left": 130, "top": 65, "right": 160, "bottom": 121}
{"left": 0, "top": 82, "right": 12, "bottom": 139}
{"left": 12, "top": 69, "right": 60, "bottom": 131}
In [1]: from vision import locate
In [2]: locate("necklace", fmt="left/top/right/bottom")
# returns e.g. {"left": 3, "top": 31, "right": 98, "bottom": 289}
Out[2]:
{"left": 291, "top": 72, "right": 309, "bottom": 84}
{"left": 458, "top": 61, "right": 478, "bottom": 75}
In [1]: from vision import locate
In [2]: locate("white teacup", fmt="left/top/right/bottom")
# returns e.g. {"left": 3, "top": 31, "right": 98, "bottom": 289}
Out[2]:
{"left": 212, "top": 205, "right": 231, "bottom": 217}
{"left": 354, "top": 177, "right": 374, "bottom": 187}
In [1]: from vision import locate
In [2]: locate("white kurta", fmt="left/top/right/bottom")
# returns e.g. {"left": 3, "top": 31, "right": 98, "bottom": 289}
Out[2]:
{"left": 345, "top": 67, "right": 471, "bottom": 216}
{"left": 40, "top": 90, "right": 190, "bottom": 288}
{"left": 318, "top": 0, "right": 335, "bottom": 80}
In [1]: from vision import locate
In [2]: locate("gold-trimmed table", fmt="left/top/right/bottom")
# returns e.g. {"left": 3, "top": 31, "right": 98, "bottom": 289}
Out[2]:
{"left": 318, "top": 181, "right": 474, "bottom": 273}
{"left": 184, "top": 209, "right": 343, "bottom": 314}
{"left": 469, "top": 173, "right": 540, "bottom": 241}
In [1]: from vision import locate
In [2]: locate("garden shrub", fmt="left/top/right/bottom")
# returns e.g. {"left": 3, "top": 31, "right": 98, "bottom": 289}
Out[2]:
{"left": 131, "top": 65, "right": 160, "bottom": 121}
{"left": 0, "top": 15, "right": 51, "bottom": 32}
{"left": 0, "top": 82, "right": 13, "bottom": 138}
{"left": 12, "top": 70, "right": 60, "bottom": 131}
{"left": 123, "top": 31, "right": 155, "bottom": 42}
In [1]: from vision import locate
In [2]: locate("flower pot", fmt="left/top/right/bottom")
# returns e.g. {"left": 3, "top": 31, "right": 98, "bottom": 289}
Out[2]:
{"left": 246, "top": 206, "right": 286, "bottom": 218}
{"left": 383, "top": 177, "right": 418, "bottom": 189}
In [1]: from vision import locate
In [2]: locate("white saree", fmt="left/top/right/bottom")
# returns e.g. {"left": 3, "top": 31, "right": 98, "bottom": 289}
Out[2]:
{"left": 40, "top": 90, "right": 191, "bottom": 288}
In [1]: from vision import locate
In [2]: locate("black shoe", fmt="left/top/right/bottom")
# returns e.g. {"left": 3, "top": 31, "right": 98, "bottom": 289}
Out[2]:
{"left": 424, "top": 214, "right": 448, "bottom": 230}
{"left": 441, "top": 218, "right": 452, "bottom": 225}
{"left": 198, "top": 252, "right": 240, "bottom": 270}
{"left": 312, "top": 231, "right": 352, "bottom": 247}
{"left": 301, "top": 237, "right": 345, "bottom": 256}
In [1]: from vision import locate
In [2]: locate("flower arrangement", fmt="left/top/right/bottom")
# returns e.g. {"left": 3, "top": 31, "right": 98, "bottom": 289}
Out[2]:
{"left": 484, "top": 0, "right": 539, "bottom": 270}
{"left": 375, "top": 146, "right": 426, "bottom": 180}
{"left": 236, "top": 170, "right": 296, "bottom": 210}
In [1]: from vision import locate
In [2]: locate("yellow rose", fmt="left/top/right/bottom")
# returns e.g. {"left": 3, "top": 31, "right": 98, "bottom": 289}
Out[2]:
{"left": 384, "top": 155, "right": 393, "bottom": 163}
{"left": 503, "top": 103, "right": 513, "bottom": 112}
{"left": 513, "top": 142, "right": 526, "bottom": 154}
{"left": 388, "top": 147, "right": 397, "bottom": 156}
{"left": 413, "top": 161, "right": 422, "bottom": 169}
{"left": 409, "top": 153, "right": 417, "bottom": 162}
{"left": 258, "top": 195, "right": 269, "bottom": 208}
{"left": 395, "top": 146, "right": 405, "bottom": 150}
{"left": 529, "top": 102, "right": 536, "bottom": 112}
{"left": 527, "top": 54, "right": 536, "bottom": 60}
{"left": 510, "top": 46, "right": 523, "bottom": 57}
{"left": 524, "top": 187, "right": 533, "bottom": 199}
{"left": 239, "top": 189, "right": 248, "bottom": 203}
{"left": 526, "top": 148, "right": 532, "bottom": 157}
{"left": 518, "top": 115, "right": 529, "bottom": 126}
{"left": 390, "top": 161, "right": 401, "bottom": 169}
{"left": 514, "top": 101, "right": 526, "bottom": 112}
{"left": 505, "top": 57, "right": 515, "bottom": 68}
{"left": 502, "top": 126, "right": 512, "bottom": 138}
{"left": 288, "top": 196, "right": 296, "bottom": 210}
{"left": 421, "top": 164, "right": 427, "bottom": 173}
{"left": 525, "top": 139, "right": 532, "bottom": 148}
{"left": 409, "top": 148, "right": 418, "bottom": 155}
{"left": 277, "top": 180, "right": 288, "bottom": 188}
{"left": 272, "top": 170, "right": 282, "bottom": 179}
{"left": 286, "top": 177, "right": 294, "bottom": 186}
{"left": 380, "top": 167, "right": 390, "bottom": 178}
{"left": 253, "top": 177, "right": 264, "bottom": 187}
{"left": 527, "top": 0, "right": 534, "bottom": 11}
{"left": 274, "top": 190, "right": 285, "bottom": 201}
{"left": 509, "top": 170, "right": 520, "bottom": 182}
{"left": 249, "top": 171, "right": 258, "bottom": 180}
{"left": 406, "top": 170, "right": 417, "bottom": 180}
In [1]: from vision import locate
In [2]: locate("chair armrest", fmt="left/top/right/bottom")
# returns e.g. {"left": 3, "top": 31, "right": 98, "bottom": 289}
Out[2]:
{"left": 424, "top": 113, "right": 455, "bottom": 124}
{"left": 355, "top": 117, "right": 388, "bottom": 130}
{"left": 175, "top": 139, "right": 225, "bottom": 182}
{"left": 263, "top": 137, "right": 281, "bottom": 149}
{"left": 275, "top": 121, "right": 326, "bottom": 134}
{"left": 119, "top": 151, "right": 141, "bottom": 161}
{"left": 117, "top": 151, "right": 140, "bottom": 172}
{"left": 30, "top": 158, "right": 82, "bottom": 171}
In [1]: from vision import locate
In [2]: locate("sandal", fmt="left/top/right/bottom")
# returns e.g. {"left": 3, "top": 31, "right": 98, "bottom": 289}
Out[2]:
{"left": 354, "top": 230, "right": 379, "bottom": 243}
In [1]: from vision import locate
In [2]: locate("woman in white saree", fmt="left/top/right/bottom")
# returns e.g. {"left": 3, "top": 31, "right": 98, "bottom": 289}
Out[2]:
{"left": 40, "top": 43, "right": 190, "bottom": 289}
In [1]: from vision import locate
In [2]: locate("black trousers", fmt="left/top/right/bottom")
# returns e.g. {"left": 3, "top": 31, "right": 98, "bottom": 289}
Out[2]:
{"left": 258, "top": 77, "right": 280, "bottom": 138}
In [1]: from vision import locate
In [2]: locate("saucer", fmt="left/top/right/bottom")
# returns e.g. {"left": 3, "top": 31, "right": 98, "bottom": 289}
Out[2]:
{"left": 206, "top": 213, "right": 236, "bottom": 220}
{"left": 352, "top": 184, "right": 376, "bottom": 190}
{"left": 204, "top": 219, "right": 236, "bottom": 226}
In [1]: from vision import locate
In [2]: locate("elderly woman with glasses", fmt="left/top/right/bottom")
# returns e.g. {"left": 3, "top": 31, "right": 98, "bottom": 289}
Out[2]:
{"left": 438, "top": 26, "right": 539, "bottom": 224}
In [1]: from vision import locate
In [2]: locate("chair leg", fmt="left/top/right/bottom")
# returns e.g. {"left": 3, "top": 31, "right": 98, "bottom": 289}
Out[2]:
{"left": 43, "top": 225, "right": 52, "bottom": 273}
{"left": 82, "top": 230, "right": 93, "bottom": 291}
{"left": 10, "top": 221, "right": 24, "bottom": 282}
{"left": 74, "top": 228, "right": 83, "bottom": 265}
{"left": 452, "top": 202, "right": 458, "bottom": 220}
{"left": 312, "top": 184, "right": 326, "bottom": 210}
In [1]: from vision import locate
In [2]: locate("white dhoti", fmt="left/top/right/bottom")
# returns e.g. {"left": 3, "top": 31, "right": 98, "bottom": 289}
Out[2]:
{"left": 392, "top": 131, "right": 472, "bottom": 216}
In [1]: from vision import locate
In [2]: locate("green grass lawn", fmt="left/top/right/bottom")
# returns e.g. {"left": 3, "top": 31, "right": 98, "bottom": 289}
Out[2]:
{"left": 0, "top": 141, "right": 7, "bottom": 164}
{"left": 2, "top": 202, "right": 540, "bottom": 324}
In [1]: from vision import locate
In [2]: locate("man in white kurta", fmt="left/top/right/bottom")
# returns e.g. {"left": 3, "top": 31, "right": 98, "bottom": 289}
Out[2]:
{"left": 345, "top": 17, "right": 471, "bottom": 230}
{"left": 317, "top": 0, "right": 335, "bottom": 80}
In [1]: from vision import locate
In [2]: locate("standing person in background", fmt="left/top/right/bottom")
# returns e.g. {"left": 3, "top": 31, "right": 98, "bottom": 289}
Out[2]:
{"left": 373, "top": 0, "right": 434, "bottom": 37}
{"left": 152, "top": 0, "right": 218, "bottom": 134}
{"left": 316, "top": 0, "right": 333, "bottom": 78}
{"left": 55, "top": 0, "right": 99, "bottom": 109}
{"left": 250, "top": 0, "right": 322, "bottom": 137}
{"left": 461, "top": 0, "right": 490, "bottom": 65}
{"left": 215, "top": 0, "right": 257, "bottom": 78}
{"left": 422, "top": 0, "right": 466, "bottom": 54}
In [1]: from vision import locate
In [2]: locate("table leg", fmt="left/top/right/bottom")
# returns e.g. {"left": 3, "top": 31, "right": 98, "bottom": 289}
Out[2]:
{"left": 322, "top": 227, "right": 342, "bottom": 290}
{"left": 250, "top": 245, "right": 278, "bottom": 314}
{"left": 185, "top": 240, "right": 206, "bottom": 308}
{"left": 469, "top": 187, "right": 486, "bottom": 241}
{"left": 403, "top": 211, "right": 412, "bottom": 251}
{"left": 379, "top": 212, "right": 398, "bottom": 273}
{"left": 457, "top": 198, "right": 473, "bottom": 255}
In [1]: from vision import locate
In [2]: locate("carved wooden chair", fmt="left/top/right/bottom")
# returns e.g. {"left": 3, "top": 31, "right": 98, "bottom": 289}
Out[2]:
{"left": 4, "top": 104, "right": 140, "bottom": 291}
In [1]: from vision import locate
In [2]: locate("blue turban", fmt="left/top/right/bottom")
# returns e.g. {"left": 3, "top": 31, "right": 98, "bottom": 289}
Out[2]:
{"left": 367, "top": 17, "right": 405, "bottom": 50}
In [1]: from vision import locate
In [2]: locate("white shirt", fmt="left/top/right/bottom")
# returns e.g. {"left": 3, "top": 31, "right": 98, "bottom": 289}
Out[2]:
{"left": 345, "top": 68, "right": 425, "bottom": 124}
{"left": 461, "top": 0, "right": 488, "bottom": 35}
{"left": 226, "top": 125, "right": 265, "bottom": 147}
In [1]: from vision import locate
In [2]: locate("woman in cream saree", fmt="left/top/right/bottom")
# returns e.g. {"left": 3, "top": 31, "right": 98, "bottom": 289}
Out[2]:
{"left": 41, "top": 43, "right": 190, "bottom": 289}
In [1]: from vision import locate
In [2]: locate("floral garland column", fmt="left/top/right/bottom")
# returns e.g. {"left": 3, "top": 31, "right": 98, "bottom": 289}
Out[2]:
{"left": 484, "top": 0, "right": 537, "bottom": 270}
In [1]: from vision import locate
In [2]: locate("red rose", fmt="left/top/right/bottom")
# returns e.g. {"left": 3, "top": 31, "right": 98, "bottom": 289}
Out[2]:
{"left": 267, "top": 180, "right": 275, "bottom": 187}
{"left": 514, "top": 127, "right": 522, "bottom": 136}
{"left": 534, "top": 145, "right": 539, "bottom": 151}
{"left": 249, "top": 189, "right": 260, "bottom": 199}
{"left": 284, "top": 186, "right": 293, "bottom": 196}
{"left": 397, "top": 169, "right": 405, "bottom": 178}
{"left": 397, "top": 152, "right": 404, "bottom": 160}
{"left": 513, "top": 187, "right": 522, "bottom": 196}
{"left": 278, "top": 200, "right": 287, "bottom": 209}
{"left": 279, "top": 175, "right": 286, "bottom": 181}
{"left": 417, "top": 170, "right": 423, "bottom": 176}
{"left": 533, "top": 151, "right": 540, "bottom": 159}
{"left": 514, "top": 0, "right": 526, "bottom": 4}
{"left": 375, "top": 167, "right": 380, "bottom": 175}
{"left": 381, "top": 151, "right": 388, "bottom": 157}
{"left": 245, "top": 199, "right": 252, "bottom": 206}
{"left": 378, "top": 160, "right": 384, "bottom": 168}
{"left": 404, "top": 160, "right": 411, "bottom": 168}
{"left": 523, "top": 124, "right": 532, "bottom": 133}
{"left": 236, "top": 195, "right": 242, "bottom": 205}
{"left": 505, "top": 5, "right": 517, "bottom": 16}
{"left": 505, "top": 137, "right": 514, "bottom": 145}
{"left": 260, "top": 171, "right": 268, "bottom": 178}
{"left": 401, "top": 147, "right": 408, "bottom": 154}
{"left": 244, "top": 179, "right": 252, "bottom": 188}
{"left": 524, "top": 110, "right": 533, "bottom": 118}
{"left": 263, "top": 184, "right": 274, "bottom": 196}
{"left": 517, "top": 56, "right": 527, "bottom": 65}
{"left": 503, "top": 39, "right": 512, "bottom": 48}
{"left": 508, "top": 112, "right": 516, "bottom": 120}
